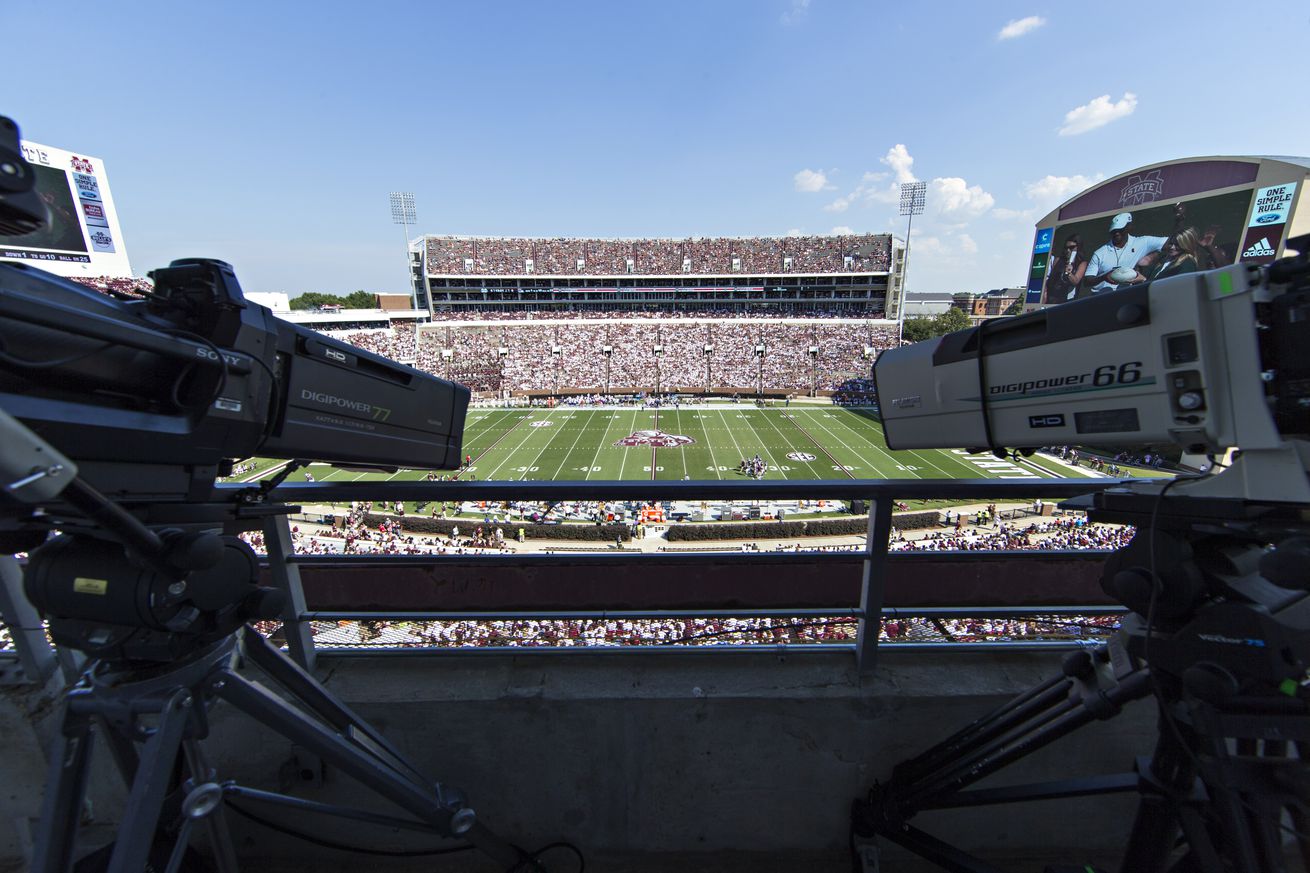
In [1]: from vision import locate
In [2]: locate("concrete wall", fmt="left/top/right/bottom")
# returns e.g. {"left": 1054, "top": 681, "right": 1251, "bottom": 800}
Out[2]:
{"left": 1, "top": 649, "right": 1159, "bottom": 873}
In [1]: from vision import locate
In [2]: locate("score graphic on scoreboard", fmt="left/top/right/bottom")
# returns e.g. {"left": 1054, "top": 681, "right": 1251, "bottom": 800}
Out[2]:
{"left": 0, "top": 140, "right": 132, "bottom": 279}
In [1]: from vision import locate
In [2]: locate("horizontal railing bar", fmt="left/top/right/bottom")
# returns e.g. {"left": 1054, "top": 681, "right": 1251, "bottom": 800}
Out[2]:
{"left": 243, "top": 477, "right": 1130, "bottom": 504}
{"left": 885, "top": 605, "right": 1126, "bottom": 617}
{"left": 305, "top": 609, "right": 861, "bottom": 621}
{"left": 302, "top": 605, "right": 1124, "bottom": 622}
{"left": 309, "top": 640, "right": 1097, "bottom": 658}
{"left": 279, "top": 549, "right": 1117, "bottom": 567}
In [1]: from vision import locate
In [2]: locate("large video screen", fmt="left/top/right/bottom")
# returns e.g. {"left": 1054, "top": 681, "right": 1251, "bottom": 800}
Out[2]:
{"left": 0, "top": 141, "right": 132, "bottom": 279}
{"left": 0, "top": 164, "right": 88, "bottom": 256}
{"left": 1028, "top": 189, "right": 1252, "bottom": 305}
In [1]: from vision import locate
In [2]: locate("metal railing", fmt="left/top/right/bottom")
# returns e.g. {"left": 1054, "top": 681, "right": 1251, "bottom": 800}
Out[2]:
{"left": 0, "top": 478, "right": 1133, "bottom": 683}
{"left": 251, "top": 478, "right": 1128, "bottom": 674}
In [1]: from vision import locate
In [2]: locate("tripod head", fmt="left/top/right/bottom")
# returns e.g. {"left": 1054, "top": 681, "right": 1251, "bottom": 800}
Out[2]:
{"left": 0, "top": 405, "right": 289, "bottom": 664}
{"left": 1090, "top": 491, "right": 1310, "bottom": 708}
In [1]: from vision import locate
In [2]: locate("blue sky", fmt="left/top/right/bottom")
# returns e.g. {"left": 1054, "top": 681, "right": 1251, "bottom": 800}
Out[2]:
{"left": 7, "top": 0, "right": 1309, "bottom": 297}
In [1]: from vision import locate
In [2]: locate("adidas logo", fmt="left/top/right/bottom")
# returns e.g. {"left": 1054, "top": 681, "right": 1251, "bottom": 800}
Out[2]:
{"left": 1243, "top": 237, "right": 1275, "bottom": 258}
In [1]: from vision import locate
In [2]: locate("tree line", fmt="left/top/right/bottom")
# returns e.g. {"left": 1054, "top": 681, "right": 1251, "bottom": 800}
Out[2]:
{"left": 900, "top": 307, "right": 973, "bottom": 342}
{"left": 289, "top": 291, "right": 380, "bottom": 311}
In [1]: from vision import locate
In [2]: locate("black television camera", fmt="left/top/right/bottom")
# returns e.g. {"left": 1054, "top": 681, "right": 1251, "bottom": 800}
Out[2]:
{"left": 0, "top": 116, "right": 551, "bottom": 873}
{"left": 0, "top": 115, "right": 469, "bottom": 662}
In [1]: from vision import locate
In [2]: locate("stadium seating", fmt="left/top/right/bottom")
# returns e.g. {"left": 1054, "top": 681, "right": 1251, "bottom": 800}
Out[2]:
{"left": 327, "top": 320, "right": 898, "bottom": 396}
{"left": 424, "top": 234, "right": 893, "bottom": 276}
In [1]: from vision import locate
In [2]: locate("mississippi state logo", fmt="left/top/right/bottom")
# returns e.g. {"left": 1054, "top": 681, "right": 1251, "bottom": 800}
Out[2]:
{"left": 785, "top": 452, "right": 816, "bottom": 462}
{"left": 1118, "top": 170, "right": 1164, "bottom": 207}
{"left": 70, "top": 155, "right": 94, "bottom": 174}
{"left": 615, "top": 430, "right": 695, "bottom": 448}
{"left": 529, "top": 420, "right": 553, "bottom": 427}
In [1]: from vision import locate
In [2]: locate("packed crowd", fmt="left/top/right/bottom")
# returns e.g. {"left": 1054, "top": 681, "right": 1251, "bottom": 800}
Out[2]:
{"left": 421, "top": 307, "right": 884, "bottom": 321}
{"left": 227, "top": 500, "right": 1133, "bottom": 649}
{"left": 282, "top": 611, "right": 1120, "bottom": 650}
{"left": 326, "top": 320, "right": 897, "bottom": 395}
{"left": 321, "top": 325, "right": 418, "bottom": 363}
{"left": 240, "top": 509, "right": 514, "bottom": 556}
{"left": 424, "top": 234, "right": 893, "bottom": 276}
{"left": 68, "top": 275, "right": 154, "bottom": 297}
{"left": 888, "top": 517, "right": 1135, "bottom": 552}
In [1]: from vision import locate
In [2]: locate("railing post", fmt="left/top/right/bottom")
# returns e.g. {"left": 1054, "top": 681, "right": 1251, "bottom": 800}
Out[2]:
{"left": 0, "top": 555, "right": 58, "bottom": 685}
{"left": 263, "top": 515, "right": 317, "bottom": 672}
{"left": 855, "top": 497, "right": 894, "bottom": 675}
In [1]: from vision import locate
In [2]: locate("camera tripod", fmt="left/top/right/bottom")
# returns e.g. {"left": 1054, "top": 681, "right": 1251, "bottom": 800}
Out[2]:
{"left": 31, "top": 624, "right": 528, "bottom": 873}
{"left": 852, "top": 494, "right": 1310, "bottom": 873}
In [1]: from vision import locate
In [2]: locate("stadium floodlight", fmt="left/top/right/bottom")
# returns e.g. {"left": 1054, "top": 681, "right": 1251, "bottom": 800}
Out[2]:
{"left": 897, "top": 181, "right": 927, "bottom": 342}
{"left": 389, "top": 191, "right": 416, "bottom": 225}
{"left": 389, "top": 192, "right": 418, "bottom": 309}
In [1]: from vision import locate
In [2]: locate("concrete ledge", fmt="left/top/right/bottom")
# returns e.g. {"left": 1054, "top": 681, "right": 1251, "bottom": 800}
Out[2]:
{"left": 2, "top": 648, "right": 1159, "bottom": 871}
{"left": 192, "top": 649, "right": 1155, "bottom": 871}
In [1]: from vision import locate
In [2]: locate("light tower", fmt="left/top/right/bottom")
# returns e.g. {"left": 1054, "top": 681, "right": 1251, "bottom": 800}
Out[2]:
{"left": 389, "top": 192, "right": 417, "bottom": 309}
{"left": 897, "top": 181, "right": 926, "bottom": 342}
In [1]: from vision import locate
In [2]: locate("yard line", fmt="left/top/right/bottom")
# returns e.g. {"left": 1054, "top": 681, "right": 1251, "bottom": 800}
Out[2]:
{"left": 718, "top": 409, "right": 756, "bottom": 479}
{"left": 461, "top": 408, "right": 521, "bottom": 455}
{"left": 617, "top": 409, "right": 641, "bottom": 480}
{"left": 755, "top": 410, "right": 829, "bottom": 479}
{"left": 548, "top": 411, "right": 593, "bottom": 480}
{"left": 467, "top": 410, "right": 535, "bottom": 469}
{"left": 519, "top": 411, "right": 571, "bottom": 480}
{"left": 484, "top": 413, "right": 550, "bottom": 480}
{"left": 672, "top": 409, "right": 690, "bottom": 479}
{"left": 784, "top": 411, "right": 857, "bottom": 479}
{"left": 791, "top": 408, "right": 896, "bottom": 477}
{"left": 863, "top": 419, "right": 970, "bottom": 479}
{"left": 830, "top": 410, "right": 951, "bottom": 478}
{"left": 736, "top": 410, "right": 789, "bottom": 479}
{"left": 827, "top": 412, "right": 962, "bottom": 479}
{"left": 583, "top": 410, "right": 628, "bottom": 481}
{"left": 692, "top": 410, "right": 723, "bottom": 478}
{"left": 651, "top": 408, "right": 659, "bottom": 480}
{"left": 797, "top": 409, "right": 908, "bottom": 477}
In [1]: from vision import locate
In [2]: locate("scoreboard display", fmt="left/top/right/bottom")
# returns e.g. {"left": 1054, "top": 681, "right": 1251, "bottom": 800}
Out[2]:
{"left": 0, "top": 140, "right": 132, "bottom": 279}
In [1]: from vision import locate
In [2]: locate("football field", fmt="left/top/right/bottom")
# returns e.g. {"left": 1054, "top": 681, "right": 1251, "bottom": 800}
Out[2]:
{"left": 307, "top": 406, "right": 1068, "bottom": 483}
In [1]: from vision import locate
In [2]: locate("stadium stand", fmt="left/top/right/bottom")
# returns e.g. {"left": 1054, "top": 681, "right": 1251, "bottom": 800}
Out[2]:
{"left": 425, "top": 234, "right": 892, "bottom": 276}
{"left": 68, "top": 275, "right": 154, "bottom": 297}
{"left": 420, "top": 233, "right": 899, "bottom": 320}
{"left": 325, "top": 320, "right": 897, "bottom": 397}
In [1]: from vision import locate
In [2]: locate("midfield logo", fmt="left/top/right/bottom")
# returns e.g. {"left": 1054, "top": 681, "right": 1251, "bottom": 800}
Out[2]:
{"left": 615, "top": 430, "right": 695, "bottom": 447}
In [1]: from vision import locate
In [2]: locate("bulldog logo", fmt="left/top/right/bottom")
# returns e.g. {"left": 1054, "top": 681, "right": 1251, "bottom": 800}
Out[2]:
{"left": 615, "top": 430, "right": 695, "bottom": 448}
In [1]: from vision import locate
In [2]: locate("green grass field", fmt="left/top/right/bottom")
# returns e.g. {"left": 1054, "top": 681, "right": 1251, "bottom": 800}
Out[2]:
{"left": 298, "top": 406, "right": 1073, "bottom": 484}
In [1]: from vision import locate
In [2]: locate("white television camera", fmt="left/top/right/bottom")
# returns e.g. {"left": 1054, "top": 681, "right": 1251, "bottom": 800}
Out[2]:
{"left": 875, "top": 238, "right": 1310, "bottom": 503}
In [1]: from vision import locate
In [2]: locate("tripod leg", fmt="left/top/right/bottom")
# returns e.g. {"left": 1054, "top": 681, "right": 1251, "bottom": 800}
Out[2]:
{"left": 240, "top": 627, "right": 423, "bottom": 782}
{"left": 181, "top": 740, "right": 240, "bottom": 873}
{"left": 96, "top": 714, "right": 140, "bottom": 786}
{"left": 1120, "top": 709, "right": 1196, "bottom": 873}
{"left": 105, "top": 689, "right": 191, "bottom": 873}
{"left": 1293, "top": 741, "right": 1310, "bottom": 873}
{"left": 209, "top": 668, "right": 522, "bottom": 868}
{"left": 30, "top": 697, "right": 96, "bottom": 873}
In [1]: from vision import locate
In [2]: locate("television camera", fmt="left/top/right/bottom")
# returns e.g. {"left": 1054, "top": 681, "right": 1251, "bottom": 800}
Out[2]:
{"left": 0, "top": 115, "right": 544, "bottom": 873}
{"left": 856, "top": 243, "right": 1310, "bottom": 871}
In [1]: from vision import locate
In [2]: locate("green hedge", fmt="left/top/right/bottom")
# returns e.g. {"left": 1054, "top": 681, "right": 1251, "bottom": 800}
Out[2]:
{"left": 893, "top": 510, "right": 942, "bottom": 531}
{"left": 664, "top": 510, "right": 941, "bottom": 541}
{"left": 362, "top": 513, "right": 630, "bottom": 542}
{"left": 360, "top": 507, "right": 942, "bottom": 544}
